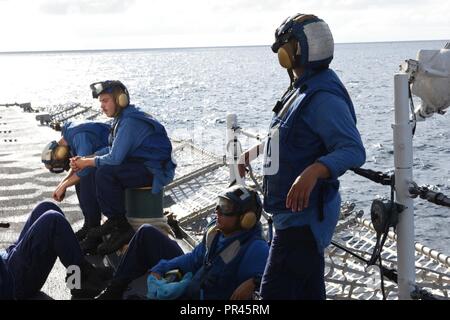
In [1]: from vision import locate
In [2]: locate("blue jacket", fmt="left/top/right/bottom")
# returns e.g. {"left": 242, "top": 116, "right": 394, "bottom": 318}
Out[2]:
{"left": 95, "top": 105, "right": 176, "bottom": 194}
{"left": 263, "top": 68, "right": 366, "bottom": 251}
{"left": 61, "top": 121, "right": 110, "bottom": 177}
{"left": 151, "top": 221, "right": 269, "bottom": 300}
{"left": 0, "top": 255, "right": 14, "bottom": 300}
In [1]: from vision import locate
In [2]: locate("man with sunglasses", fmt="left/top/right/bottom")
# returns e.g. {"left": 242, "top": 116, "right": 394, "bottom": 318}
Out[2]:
{"left": 42, "top": 121, "right": 111, "bottom": 244}
{"left": 70, "top": 81, "right": 176, "bottom": 255}
{"left": 239, "top": 14, "right": 366, "bottom": 299}
{"left": 95, "top": 185, "right": 269, "bottom": 300}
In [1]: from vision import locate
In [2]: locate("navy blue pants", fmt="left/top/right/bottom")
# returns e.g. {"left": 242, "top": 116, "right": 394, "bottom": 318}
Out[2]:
{"left": 114, "top": 225, "right": 183, "bottom": 282}
{"left": 260, "top": 226, "right": 326, "bottom": 300}
{"left": 75, "top": 168, "right": 101, "bottom": 227}
{"left": 95, "top": 163, "right": 153, "bottom": 218}
{"left": 5, "top": 202, "right": 83, "bottom": 299}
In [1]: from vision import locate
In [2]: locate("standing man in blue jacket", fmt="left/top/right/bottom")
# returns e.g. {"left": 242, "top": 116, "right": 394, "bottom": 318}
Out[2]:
{"left": 96, "top": 185, "right": 269, "bottom": 300}
{"left": 42, "top": 121, "right": 110, "bottom": 242}
{"left": 239, "top": 14, "right": 366, "bottom": 299}
{"left": 71, "top": 81, "right": 176, "bottom": 255}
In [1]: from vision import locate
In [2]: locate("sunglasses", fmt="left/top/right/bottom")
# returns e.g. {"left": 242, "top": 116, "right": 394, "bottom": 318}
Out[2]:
{"left": 215, "top": 197, "right": 238, "bottom": 217}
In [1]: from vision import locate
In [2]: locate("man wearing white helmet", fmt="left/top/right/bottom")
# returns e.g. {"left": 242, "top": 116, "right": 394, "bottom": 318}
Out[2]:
{"left": 239, "top": 14, "right": 366, "bottom": 299}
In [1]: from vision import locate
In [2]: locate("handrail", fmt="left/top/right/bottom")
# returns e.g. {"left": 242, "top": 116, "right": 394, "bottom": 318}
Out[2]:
{"left": 358, "top": 218, "right": 450, "bottom": 268}
{"left": 235, "top": 127, "right": 262, "bottom": 141}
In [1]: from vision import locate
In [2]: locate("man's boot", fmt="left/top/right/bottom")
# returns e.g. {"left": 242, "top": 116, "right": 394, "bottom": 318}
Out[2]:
{"left": 75, "top": 223, "right": 98, "bottom": 242}
{"left": 79, "top": 235, "right": 102, "bottom": 255}
{"left": 69, "top": 260, "right": 109, "bottom": 299}
{"left": 96, "top": 224, "right": 135, "bottom": 256}
{"left": 87, "top": 216, "right": 129, "bottom": 239}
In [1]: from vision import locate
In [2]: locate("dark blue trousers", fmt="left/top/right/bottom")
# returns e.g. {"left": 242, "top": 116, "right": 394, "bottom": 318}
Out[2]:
{"left": 260, "top": 225, "right": 326, "bottom": 300}
{"left": 95, "top": 163, "right": 153, "bottom": 218}
{"left": 5, "top": 202, "right": 83, "bottom": 299}
{"left": 75, "top": 168, "right": 101, "bottom": 227}
{"left": 114, "top": 225, "right": 183, "bottom": 282}
{"left": 0, "top": 257, "right": 14, "bottom": 299}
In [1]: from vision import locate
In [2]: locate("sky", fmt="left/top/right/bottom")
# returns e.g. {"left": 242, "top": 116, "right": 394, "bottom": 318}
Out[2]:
{"left": 0, "top": 0, "right": 449, "bottom": 52}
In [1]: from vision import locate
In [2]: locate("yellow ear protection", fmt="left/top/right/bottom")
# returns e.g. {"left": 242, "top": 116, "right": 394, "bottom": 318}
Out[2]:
{"left": 277, "top": 40, "right": 299, "bottom": 69}
{"left": 117, "top": 92, "right": 129, "bottom": 108}
{"left": 216, "top": 186, "right": 262, "bottom": 230}
{"left": 41, "top": 141, "right": 70, "bottom": 173}
{"left": 277, "top": 44, "right": 293, "bottom": 69}
{"left": 112, "top": 87, "right": 129, "bottom": 108}
{"left": 239, "top": 210, "right": 258, "bottom": 230}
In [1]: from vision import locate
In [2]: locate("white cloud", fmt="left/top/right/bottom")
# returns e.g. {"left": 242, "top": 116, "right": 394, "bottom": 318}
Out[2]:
{"left": 0, "top": 0, "right": 448, "bottom": 52}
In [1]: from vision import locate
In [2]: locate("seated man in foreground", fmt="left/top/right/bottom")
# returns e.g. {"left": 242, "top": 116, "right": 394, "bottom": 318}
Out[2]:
{"left": 97, "top": 185, "right": 269, "bottom": 300}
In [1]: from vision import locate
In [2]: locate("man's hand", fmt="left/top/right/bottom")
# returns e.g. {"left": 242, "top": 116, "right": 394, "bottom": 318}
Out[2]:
{"left": 53, "top": 185, "right": 66, "bottom": 202}
{"left": 238, "top": 164, "right": 247, "bottom": 178}
{"left": 70, "top": 156, "right": 82, "bottom": 172}
{"left": 230, "top": 278, "right": 255, "bottom": 300}
{"left": 286, "top": 162, "right": 330, "bottom": 212}
{"left": 238, "top": 152, "right": 249, "bottom": 178}
{"left": 237, "top": 142, "right": 264, "bottom": 178}
{"left": 71, "top": 157, "right": 95, "bottom": 171}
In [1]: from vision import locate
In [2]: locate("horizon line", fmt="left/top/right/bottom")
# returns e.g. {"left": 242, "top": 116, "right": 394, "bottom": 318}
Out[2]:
{"left": 0, "top": 39, "right": 447, "bottom": 55}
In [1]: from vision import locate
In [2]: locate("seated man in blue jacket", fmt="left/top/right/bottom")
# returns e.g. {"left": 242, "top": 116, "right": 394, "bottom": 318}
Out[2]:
{"left": 42, "top": 120, "right": 110, "bottom": 243}
{"left": 0, "top": 202, "right": 108, "bottom": 299}
{"left": 239, "top": 14, "right": 366, "bottom": 300}
{"left": 71, "top": 81, "right": 176, "bottom": 255}
{"left": 96, "top": 185, "right": 269, "bottom": 300}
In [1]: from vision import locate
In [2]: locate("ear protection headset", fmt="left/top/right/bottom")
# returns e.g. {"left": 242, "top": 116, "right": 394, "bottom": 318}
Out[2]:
{"left": 216, "top": 185, "right": 262, "bottom": 230}
{"left": 112, "top": 86, "right": 129, "bottom": 108}
{"left": 90, "top": 80, "right": 130, "bottom": 108}
{"left": 277, "top": 40, "right": 299, "bottom": 70}
{"left": 240, "top": 208, "right": 258, "bottom": 230}
{"left": 41, "top": 141, "right": 70, "bottom": 173}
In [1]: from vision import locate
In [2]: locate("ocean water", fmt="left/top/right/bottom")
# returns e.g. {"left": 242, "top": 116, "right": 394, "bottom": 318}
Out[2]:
{"left": 0, "top": 40, "right": 449, "bottom": 254}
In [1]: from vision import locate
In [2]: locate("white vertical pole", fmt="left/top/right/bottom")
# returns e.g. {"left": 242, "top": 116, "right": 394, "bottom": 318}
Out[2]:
{"left": 393, "top": 73, "right": 416, "bottom": 299}
{"left": 226, "top": 113, "right": 243, "bottom": 185}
